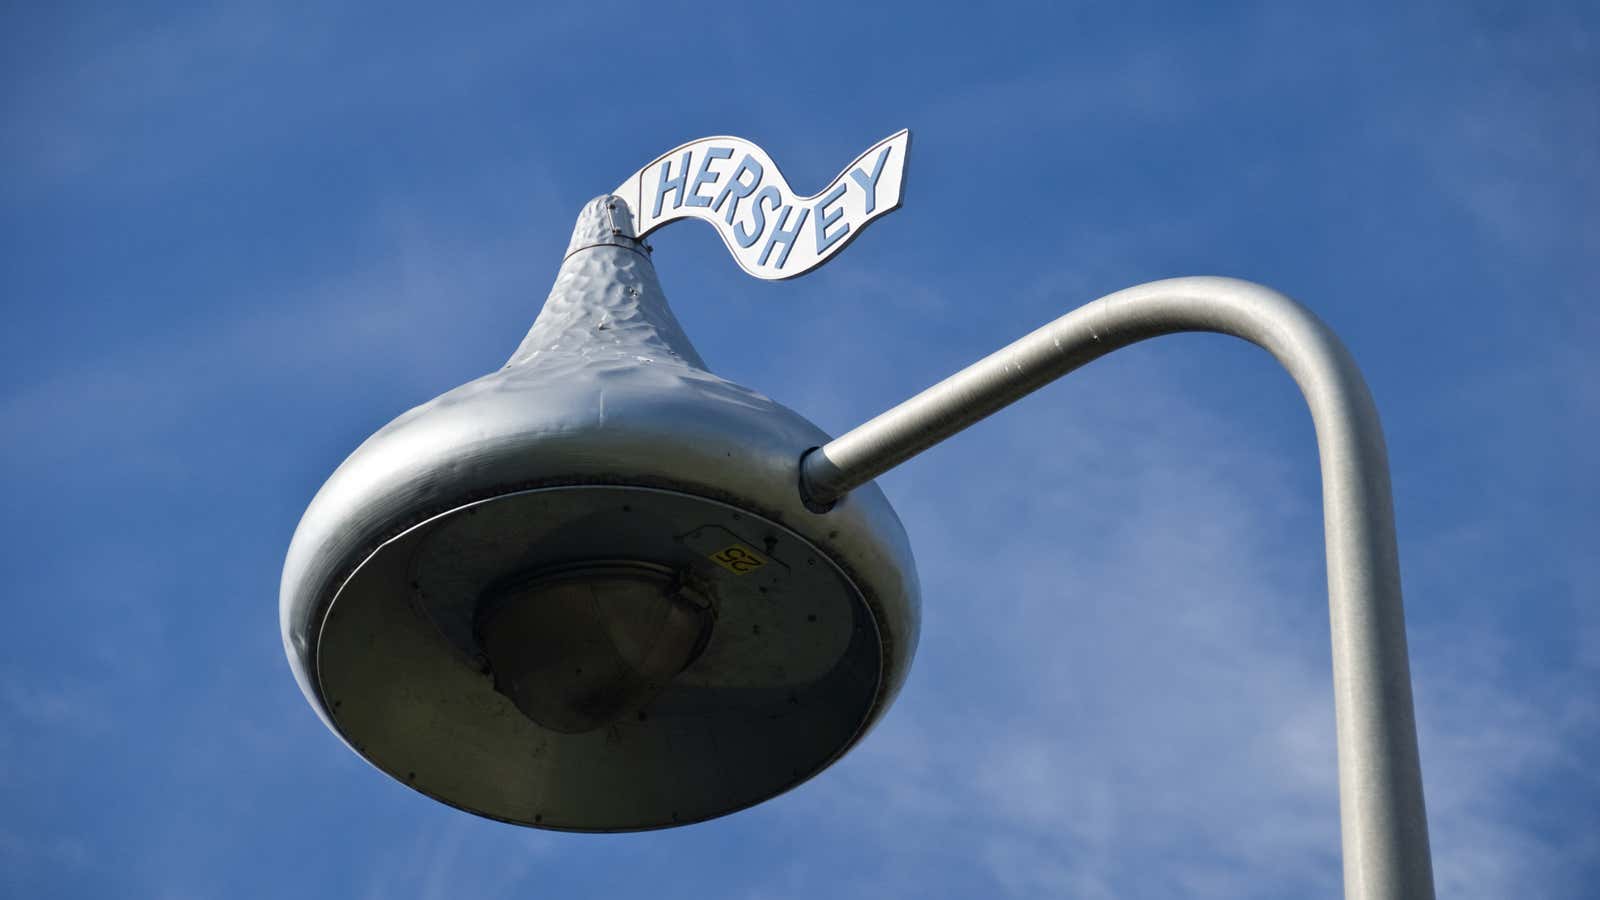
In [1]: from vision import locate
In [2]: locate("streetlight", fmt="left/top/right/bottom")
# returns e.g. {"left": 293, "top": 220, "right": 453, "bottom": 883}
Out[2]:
{"left": 281, "top": 133, "right": 1435, "bottom": 899}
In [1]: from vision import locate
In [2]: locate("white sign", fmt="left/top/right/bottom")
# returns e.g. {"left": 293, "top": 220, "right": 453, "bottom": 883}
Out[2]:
{"left": 613, "top": 130, "right": 910, "bottom": 281}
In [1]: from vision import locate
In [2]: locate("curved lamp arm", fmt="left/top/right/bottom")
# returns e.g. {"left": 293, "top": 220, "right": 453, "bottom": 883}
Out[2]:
{"left": 800, "top": 276, "right": 1434, "bottom": 900}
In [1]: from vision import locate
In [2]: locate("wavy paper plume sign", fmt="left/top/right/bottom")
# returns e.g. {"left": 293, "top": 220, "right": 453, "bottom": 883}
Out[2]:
{"left": 613, "top": 130, "right": 910, "bottom": 281}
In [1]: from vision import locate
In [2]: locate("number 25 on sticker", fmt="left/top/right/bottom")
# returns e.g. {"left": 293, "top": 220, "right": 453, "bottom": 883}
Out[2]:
{"left": 710, "top": 544, "right": 767, "bottom": 575}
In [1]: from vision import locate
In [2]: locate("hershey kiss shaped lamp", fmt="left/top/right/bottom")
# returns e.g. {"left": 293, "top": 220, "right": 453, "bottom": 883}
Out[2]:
{"left": 282, "top": 132, "right": 1440, "bottom": 899}
{"left": 281, "top": 133, "right": 919, "bottom": 831}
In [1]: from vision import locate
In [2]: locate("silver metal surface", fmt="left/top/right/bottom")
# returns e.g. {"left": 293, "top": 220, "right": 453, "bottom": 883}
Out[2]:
{"left": 800, "top": 277, "right": 1434, "bottom": 900}
{"left": 611, "top": 130, "right": 910, "bottom": 280}
{"left": 281, "top": 196, "right": 920, "bottom": 830}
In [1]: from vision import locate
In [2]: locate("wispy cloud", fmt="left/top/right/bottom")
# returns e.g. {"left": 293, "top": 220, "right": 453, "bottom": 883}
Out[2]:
{"left": 743, "top": 370, "right": 1337, "bottom": 898}
{"left": 0, "top": 673, "right": 112, "bottom": 740}
{"left": 752, "top": 339, "right": 1591, "bottom": 898}
{"left": 0, "top": 192, "right": 561, "bottom": 474}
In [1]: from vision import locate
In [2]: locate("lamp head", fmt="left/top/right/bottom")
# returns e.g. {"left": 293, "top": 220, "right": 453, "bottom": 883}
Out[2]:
{"left": 280, "top": 197, "right": 920, "bottom": 830}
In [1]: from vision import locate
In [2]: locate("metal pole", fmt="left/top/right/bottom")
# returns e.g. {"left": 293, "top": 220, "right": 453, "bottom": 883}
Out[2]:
{"left": 800, "top": 276, "right": 1434, "bottom": 900}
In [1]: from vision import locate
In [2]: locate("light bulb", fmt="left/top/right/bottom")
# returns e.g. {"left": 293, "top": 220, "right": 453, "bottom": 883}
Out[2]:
{"left": 475, "top": 563, "right": 714, "bottom": 734}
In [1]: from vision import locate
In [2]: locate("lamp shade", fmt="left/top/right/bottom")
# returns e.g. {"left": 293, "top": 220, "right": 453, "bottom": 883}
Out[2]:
{"left": 280, "top": 196, "right": 920, "bottom": 830}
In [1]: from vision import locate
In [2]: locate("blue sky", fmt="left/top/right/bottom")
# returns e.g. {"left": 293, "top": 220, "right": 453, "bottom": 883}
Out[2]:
{"left": 3, "top": 2, "right": 1595, "bottom": 897}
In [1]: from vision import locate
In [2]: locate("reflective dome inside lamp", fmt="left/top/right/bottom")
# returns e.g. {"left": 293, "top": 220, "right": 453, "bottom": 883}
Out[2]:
{"left": 280, "top": 197, "right": 919, "bottom": 831}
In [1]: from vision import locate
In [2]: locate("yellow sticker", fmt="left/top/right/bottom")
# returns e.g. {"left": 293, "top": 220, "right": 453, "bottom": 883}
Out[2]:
{"left": 709, "top": 543, "right": 767, "bottom": 575}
